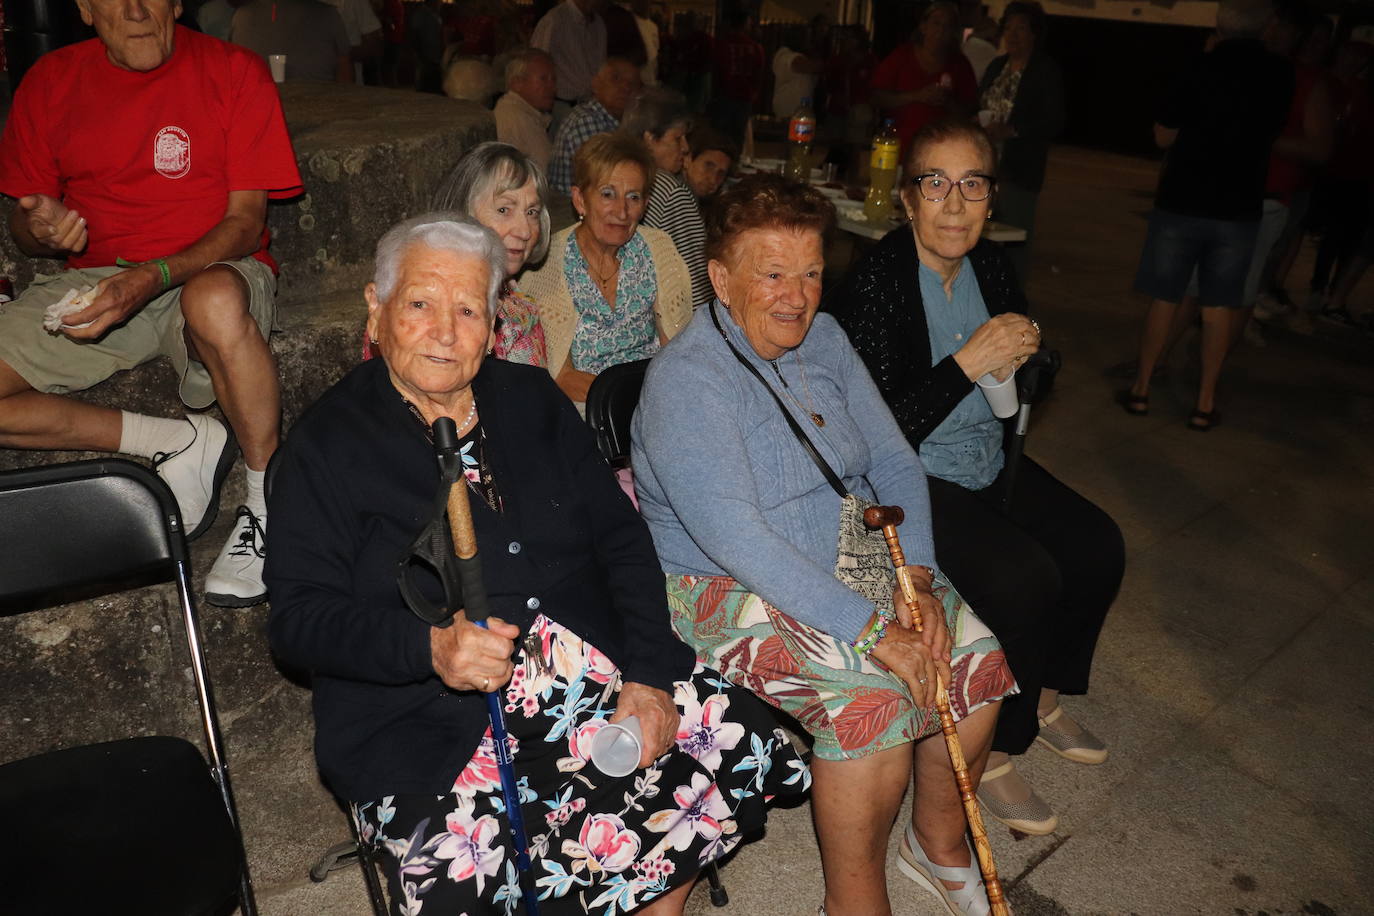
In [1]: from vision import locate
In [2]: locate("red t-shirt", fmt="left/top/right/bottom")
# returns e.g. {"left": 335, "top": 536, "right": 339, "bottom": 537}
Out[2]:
{"left": 871, "top": 43, "right": 977, "bottom": 159}
{"left": 0, "top": 27, "right": 304, "bottom": 272}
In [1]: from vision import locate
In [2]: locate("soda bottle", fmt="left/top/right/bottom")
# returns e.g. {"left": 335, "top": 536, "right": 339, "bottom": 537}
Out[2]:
{"left": 782, "top": 97, "right": 816, "bottom": 183}
{"left": 864, "top": 118, "right": 900, "bottom": 222}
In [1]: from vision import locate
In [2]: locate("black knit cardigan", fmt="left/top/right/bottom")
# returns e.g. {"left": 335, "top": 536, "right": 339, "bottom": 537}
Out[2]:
{"left": 824, "top": 227, "right": 1028, "bottom": 447}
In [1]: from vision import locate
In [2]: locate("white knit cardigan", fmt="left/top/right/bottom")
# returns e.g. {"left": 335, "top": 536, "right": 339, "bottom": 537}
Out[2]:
{"left": 517, "top": 224, "right": 694, "bottom": 379}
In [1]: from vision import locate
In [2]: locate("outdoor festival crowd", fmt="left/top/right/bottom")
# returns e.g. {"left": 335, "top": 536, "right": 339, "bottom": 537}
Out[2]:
{"left": 0, "top": 0, "right": 1367, "bottom": 912}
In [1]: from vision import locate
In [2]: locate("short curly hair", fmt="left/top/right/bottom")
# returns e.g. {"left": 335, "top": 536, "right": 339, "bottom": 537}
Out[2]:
{"left": 704, "top": 173, "right": 836, "bottom": 264}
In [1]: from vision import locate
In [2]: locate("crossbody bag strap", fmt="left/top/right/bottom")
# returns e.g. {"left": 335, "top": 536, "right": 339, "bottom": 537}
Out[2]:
{"left": 709, "top": 303, "right": 848, "bottom": 499}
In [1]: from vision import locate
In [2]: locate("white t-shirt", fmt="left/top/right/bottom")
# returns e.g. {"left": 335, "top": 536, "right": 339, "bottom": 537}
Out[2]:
{"left": 772, "top": 47, "right": 816, "bottom": 118}
{"left": 635, "top": 14, "right": 659, "bottom": 86}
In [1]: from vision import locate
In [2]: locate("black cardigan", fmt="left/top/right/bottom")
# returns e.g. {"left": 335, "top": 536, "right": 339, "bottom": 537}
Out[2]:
{"left": 265, "top": 357, "right": 695, "bottom": 802}
{"left": 824, "top": 228, "right": 1028, "bottom": 448}
{"left": 979, "top": 51, "right": 1065, "bottom": 193}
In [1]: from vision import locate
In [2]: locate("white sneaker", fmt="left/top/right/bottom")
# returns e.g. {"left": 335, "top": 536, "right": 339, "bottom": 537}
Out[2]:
{"left": 152, "top": 414, "right": 238, "bottom": 541}
{"left": 205, "top": 506, "right": 267, "bottom": 608}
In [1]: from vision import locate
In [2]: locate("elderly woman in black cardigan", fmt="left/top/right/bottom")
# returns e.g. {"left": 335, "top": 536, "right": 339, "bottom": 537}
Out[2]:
{"left": 827, "top": 119, "right": 1123, "bottom": 838}
{"left": 977, "top": 0, "right": 1065, "bottom": 282}
{"left": 266, "top": 213, "right": 804, "bottom": 916}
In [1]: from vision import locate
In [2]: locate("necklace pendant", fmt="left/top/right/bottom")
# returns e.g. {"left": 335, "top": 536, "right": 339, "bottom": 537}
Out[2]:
{"left": 811, "top": 413, "right": 825, "bottom": 427}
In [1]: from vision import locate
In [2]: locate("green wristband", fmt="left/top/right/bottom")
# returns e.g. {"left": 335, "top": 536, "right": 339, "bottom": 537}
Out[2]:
{"left": 115, "top": 256, "right": 171, "bottom": 292}
{"left": 151, "top": 258, "right": 171, "bottom": 291}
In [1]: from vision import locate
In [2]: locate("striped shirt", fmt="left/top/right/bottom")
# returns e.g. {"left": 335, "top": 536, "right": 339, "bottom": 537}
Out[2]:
{"left": 643, "top": 170, "right": 711, "bottom": 307}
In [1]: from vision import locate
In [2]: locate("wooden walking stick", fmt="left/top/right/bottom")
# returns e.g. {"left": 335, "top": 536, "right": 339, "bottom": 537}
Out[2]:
{"left": 863, "top": 505, "right": 1010, "bottom": 916}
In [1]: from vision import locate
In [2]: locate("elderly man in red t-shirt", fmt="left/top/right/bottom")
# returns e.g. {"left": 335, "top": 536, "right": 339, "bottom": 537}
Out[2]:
{"left": 0, "top": 0, "right": 303, "bottom": 608}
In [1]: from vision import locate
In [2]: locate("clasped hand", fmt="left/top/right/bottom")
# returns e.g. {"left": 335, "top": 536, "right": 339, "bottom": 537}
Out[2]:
{"left": 954, "top": 312, "right": 1040, "bottom": 383}
{"left": 870, "top": 570, "right": 953, "bottom": 708}
{"left": 430, "top": 611, "right": 521, "bottom": 693}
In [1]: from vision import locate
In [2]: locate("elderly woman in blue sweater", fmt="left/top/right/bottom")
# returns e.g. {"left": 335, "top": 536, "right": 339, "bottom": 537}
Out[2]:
{"left": 631, "top": 174, "right": 1015, "bottom": 916}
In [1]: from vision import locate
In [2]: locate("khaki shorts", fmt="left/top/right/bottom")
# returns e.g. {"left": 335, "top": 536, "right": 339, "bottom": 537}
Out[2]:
{"left": 0, "top": 257, "right": 276, "bottom": 409}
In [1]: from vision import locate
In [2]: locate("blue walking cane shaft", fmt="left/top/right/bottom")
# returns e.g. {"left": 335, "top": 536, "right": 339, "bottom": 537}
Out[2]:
{"left": 433, "top": 418, "right": 540, "bottom": 913}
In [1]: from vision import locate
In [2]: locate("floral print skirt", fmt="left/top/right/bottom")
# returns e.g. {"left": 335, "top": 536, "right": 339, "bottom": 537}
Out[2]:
{"left": 354, "top": 614, "right": 809, "bottom": 916}
{"left": 664, "top": 573, "right": 1018, "bottom": 762}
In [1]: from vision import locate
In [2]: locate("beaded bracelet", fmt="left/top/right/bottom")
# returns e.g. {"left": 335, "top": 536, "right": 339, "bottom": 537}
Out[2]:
{"left": 853, "top": 607, "right": 896, "bottom": 657}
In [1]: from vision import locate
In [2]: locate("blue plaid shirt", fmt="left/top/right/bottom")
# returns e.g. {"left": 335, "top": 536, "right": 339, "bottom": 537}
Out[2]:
{"left": 548, "top": 100, "right": 618, "bottom": 194}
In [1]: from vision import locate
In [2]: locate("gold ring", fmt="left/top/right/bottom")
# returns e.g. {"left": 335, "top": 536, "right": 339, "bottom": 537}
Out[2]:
{"left": 482, "top": 676, "right": 490, "bottom": 691}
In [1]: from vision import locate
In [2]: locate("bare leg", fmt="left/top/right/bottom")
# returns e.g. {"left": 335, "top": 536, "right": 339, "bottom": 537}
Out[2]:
{"left": 0, "top": 359, "right": 121, "bottom": 451}
{"left": 912, "top": 702, "right": 999, "bottom": 885}
{"left": 812, "top": 744, "right": 913, "bottom": 916}
{"left": 632, "top": 876, "right": 696, "bottom": 914}
{"left": 1329, "top": 254, "right": 1370, "bottom": 312}
{"left": 180, "top": 266, "right": 280, "bottom": 471}
{"left": 1195, "top": 306, "right": 1234, "bottom": 415}
{"left": 1130, "top": 296, "right": 1196, "bottom": 399}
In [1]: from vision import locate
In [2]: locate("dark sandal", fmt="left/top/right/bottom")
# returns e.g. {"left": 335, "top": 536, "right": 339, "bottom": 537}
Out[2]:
{"left": 1187, "top": 409, "right": 1220, "bottom": 432}
{"left": 1118, "top": 390, "right": 1149, "bottom": 416}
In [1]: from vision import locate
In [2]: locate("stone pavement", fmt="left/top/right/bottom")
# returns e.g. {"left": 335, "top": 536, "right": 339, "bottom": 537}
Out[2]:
{"left": 4, "top": 144, "right": 1371, "bottom": 916}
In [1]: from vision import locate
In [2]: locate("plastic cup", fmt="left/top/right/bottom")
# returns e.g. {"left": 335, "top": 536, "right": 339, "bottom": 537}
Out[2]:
{"left": 269, "top": 54, "right": 287, "bottom": 83}
{"left": 590, "top": 716, "right": 642, "bottom": 778}
{"left": 976, "top": 370, "right": 1019, "bottom": 419}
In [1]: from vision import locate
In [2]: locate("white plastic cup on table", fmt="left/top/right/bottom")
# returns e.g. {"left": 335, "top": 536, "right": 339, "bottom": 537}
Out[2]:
{"left": 976, "top": 370, "right": 1019, "bottom": 419}
{"left": 590, "top": 716, "right": 643, "bottom": 777}
{"left": 269, "top": 54, "right": 287, "bottom": 83}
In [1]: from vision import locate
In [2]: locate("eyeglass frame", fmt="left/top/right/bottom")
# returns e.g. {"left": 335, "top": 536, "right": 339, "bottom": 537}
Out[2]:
{"left": 908, "top": 172, "right": 998, "bottom": 203}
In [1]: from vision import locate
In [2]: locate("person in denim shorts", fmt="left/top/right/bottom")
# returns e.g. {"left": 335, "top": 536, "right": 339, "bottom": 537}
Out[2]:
{"left": 1123, "top": 0, "right": 1293, "bottom": 430}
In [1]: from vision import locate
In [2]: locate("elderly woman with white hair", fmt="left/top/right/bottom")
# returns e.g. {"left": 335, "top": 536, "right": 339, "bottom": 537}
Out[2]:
{"left": 266, "top": 213, "right": 805, "bottom": 916}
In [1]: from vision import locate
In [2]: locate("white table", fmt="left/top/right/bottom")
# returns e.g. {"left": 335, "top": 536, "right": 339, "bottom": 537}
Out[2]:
{"left": 836, "top": 212, "right": 1028, "bottom": 244}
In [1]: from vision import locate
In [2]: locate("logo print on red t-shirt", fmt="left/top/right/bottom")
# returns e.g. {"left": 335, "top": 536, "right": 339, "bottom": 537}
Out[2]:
{"left": 153, "top": 126, "right": 191, "bottom": 179}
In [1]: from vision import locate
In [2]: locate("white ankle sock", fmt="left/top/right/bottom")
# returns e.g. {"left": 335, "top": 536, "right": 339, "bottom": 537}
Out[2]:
{"left": 244, "top": 467, "right": 267, "bottom": 517}
{"left": 119, "top": 411, "right": 195, "bottom": 460}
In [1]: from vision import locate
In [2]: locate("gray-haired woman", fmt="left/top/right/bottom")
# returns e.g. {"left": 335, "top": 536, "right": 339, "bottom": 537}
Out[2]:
{"left": 267, "top": 212, "right": 808, "bottom": 916}
{"left": 625, "top": 89, "right": 713, "bottom": 307}
{"left": 433, "top": 141, "right": 553, "bottom": 366}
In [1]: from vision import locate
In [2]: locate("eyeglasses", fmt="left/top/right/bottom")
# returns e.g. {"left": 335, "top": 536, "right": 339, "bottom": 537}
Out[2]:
{"left": 910, "top": 173, "right": 996, "bottom": 202}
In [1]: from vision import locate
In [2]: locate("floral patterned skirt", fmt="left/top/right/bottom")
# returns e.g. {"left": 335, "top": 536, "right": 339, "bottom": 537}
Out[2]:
{"left": 354, "top": 614, "right": 809, "bottom": 915}
{"left": 664, "top": 573, "right": 1018, "bottom": 762}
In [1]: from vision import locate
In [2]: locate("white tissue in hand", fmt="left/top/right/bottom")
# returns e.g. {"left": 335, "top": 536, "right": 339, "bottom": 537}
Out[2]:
{"left": 42, "top": 287, "right": 96, "bottom": 332}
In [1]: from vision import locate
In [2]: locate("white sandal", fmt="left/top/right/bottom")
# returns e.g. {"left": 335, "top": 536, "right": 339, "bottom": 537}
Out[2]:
{"left": 896, "top": 825, "right": 991, "bottom": 915}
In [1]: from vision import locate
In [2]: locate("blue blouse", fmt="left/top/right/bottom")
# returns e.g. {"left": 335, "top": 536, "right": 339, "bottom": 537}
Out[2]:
{"left": 919, "top": 258, "right": 1005, "bottom": 491}
{"left": 565, "top": 229, "right": 661, "bottom": 374}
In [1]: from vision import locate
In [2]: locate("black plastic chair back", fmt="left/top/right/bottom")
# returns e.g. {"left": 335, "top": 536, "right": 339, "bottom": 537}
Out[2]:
{"left": 584, "top": 358, "right": 651, "bottom": 466}
{"left": 0, "top": 458, "right": 257, "bottom": 916}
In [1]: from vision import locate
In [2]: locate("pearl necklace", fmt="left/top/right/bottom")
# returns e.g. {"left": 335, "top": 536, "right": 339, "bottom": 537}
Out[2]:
{"left": 456, "top": 395, "right": 477, "bottom": 432}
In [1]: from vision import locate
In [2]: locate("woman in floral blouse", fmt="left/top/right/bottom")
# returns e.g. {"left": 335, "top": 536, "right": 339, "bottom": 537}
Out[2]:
{"left": 520, "top": 133, "right": 693, "bottom": 406}
{"left": 433, "top": 141, "right": 553, "bottom": 367}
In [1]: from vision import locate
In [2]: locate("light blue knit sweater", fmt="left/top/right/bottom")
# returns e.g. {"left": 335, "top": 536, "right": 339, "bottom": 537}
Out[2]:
{"left": 631, "top": 304, "right": 938, "bottom": 645}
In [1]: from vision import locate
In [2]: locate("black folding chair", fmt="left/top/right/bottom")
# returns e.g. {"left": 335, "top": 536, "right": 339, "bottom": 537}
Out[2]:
{"left": 0, "top": 458, "right": 256, "bottom": 916}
